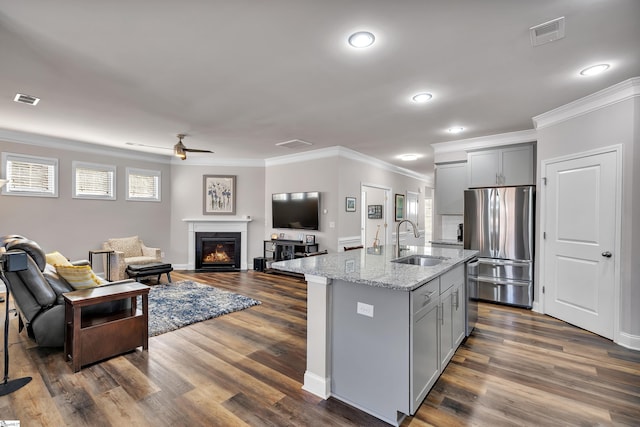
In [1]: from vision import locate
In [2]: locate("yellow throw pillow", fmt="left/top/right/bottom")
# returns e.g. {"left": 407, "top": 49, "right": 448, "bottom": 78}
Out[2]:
{"left": 56, "top": 265, "right": 102, "bottom": 290}
{"left": 46, "top": 251, "right": 73, "bottom": 267}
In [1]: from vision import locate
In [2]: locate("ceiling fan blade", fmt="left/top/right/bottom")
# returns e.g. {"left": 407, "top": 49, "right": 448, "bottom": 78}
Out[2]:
{"left": 125, "top": 142, "right": 172, "bottom": 151}
{"left": 183, "top": 148, "right": 214, "bottom": 153}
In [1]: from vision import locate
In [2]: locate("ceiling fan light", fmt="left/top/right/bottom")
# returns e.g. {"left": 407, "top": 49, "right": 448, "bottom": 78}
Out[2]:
{"left": 174, "top": 142, "right": 187, "bottom": 160}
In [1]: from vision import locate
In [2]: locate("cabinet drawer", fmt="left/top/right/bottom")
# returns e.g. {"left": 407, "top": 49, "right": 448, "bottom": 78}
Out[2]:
{"left": 440, "top": 265, "right": 464, "bottom": 293}
{"left": 412, "top": 279, "right": 439, "bottom": 314}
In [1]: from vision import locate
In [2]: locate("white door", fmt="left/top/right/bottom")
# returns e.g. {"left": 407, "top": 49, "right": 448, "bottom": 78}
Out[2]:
{"left": 361, "top": 184, "right": 389, "bottom": 248}
{"left": 543, "top": 149, "right": 619, "bottom": 339}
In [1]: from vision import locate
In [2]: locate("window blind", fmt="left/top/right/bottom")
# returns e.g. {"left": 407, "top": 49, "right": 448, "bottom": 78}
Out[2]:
{"left": 3, "top": 154, "right": 58, "bottom": 197}
{"left": 74, "top": 163, "right": 115, "bottom": 199}
{"left": 127, "top": 168, "right": 161, "bottom": 201}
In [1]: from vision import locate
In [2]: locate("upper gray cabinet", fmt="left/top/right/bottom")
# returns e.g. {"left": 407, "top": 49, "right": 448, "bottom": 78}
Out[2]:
{"left": 467, "top": 144, "right": 535, "bottom": 187}
{"left": 435, "top": 162, "right": 467, "bottom": 215}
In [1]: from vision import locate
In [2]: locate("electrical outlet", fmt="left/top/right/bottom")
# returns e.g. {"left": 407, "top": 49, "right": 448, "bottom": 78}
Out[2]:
{"left": 161, "top": 251, "right": 165, "bottom": 258}
{"left": 329, "top": 221, "right": 336, "bottom": 228}
{"left": 357, "top": 302, "right": 374, "bottom": 318}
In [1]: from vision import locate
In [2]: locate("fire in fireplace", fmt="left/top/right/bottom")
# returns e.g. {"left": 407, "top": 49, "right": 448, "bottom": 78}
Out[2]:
{"left": 195, "top": 232, "right": 241, "bottom": 271}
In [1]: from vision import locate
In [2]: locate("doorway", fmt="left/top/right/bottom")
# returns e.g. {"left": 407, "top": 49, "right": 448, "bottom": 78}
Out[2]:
{"left": 361, "top": 184, "right": 390, "bottom": 249}
{"left": 541, "top": 146, "right": 621, "bottom": 339}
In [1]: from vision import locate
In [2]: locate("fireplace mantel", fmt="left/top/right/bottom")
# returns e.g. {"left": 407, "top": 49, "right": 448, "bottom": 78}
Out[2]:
{"left": 184, "top": 218, "right": 252, "bottom": 270}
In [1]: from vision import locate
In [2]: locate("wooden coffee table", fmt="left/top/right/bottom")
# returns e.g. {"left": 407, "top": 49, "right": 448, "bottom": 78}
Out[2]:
{"left": 63, "top": 282, "right": 150, "bottom": 372}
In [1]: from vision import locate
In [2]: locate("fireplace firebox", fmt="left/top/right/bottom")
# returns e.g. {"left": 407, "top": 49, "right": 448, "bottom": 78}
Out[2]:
{"left": 195, "top": 232, "right": 241, "bottom": 271}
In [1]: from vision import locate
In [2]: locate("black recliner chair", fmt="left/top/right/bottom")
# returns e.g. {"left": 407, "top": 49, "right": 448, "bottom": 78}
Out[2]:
{"left": 0, "top": 235, "right": 134, "bottom": 347}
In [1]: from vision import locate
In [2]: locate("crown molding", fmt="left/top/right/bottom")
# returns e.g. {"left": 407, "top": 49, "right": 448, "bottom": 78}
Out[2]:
{"left": 265, "top": 146, "right": 431, "bottom": 182}
{"left": 170, "top": 156, "right": 265, "bottom": 167}
{"left": 533, "top": 77, "right": 640, "bottom": 129}
{"left": 431, "top": 129, "right": 537, "bottom": 154}
{"left": 0, "top": 128, "right": 172, "bottom": 163}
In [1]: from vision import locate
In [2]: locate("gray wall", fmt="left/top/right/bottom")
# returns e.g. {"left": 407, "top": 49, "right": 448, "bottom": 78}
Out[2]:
{"left": 169, "top": 163, "right": 266, "bottom": 265}
{"left": 0, "top": 139, "right": 172, "bottom": 265}
{"left": 535, "top": 97, "right": 639, "bottom": 337}
{"left": 265, "top": 155, "right": 429, "bottom": 253}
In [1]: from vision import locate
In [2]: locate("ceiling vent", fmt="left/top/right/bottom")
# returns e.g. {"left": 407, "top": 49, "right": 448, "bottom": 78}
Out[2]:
{"left": 13, "top": 93, "right": 40, "bottom": 106}
{"left": 530, "top": 17, "right": 565, "bottom": 47}
{"left": 275, "top": 139, "right": 313, "bottom": 149}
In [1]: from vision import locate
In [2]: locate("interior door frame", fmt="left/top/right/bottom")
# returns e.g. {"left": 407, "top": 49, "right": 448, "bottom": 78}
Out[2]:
{"left": 539, "top": 144, "right": 622, "bottom": 341}
{"left": 361, "top": 182, "right": 392, "bottom": 248}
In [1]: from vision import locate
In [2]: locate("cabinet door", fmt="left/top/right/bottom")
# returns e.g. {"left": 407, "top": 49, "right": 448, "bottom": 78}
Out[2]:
{"left": 439, "top": 287, "right": 455, "bottom": 369}
{"left": 411, "top": 301, "right": 440, "bottom": 414}
{"left": 500, "top": 145, "right": 534, "bottom": 186}
{"left": 435, "top": 162, "right": 467, "bottom": 214}
{"left": 452, "top": 281, "right": 466, "bottom": 347}
{"left": 467, "top": 150, "right": 500, "bottom": 187}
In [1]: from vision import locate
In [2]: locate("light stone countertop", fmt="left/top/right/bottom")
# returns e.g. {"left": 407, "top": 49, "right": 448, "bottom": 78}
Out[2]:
{"left": 429, "top": 239, "right": 464, "bottom": 247}
{"left": 270, "top": 245, "right": 478, "bottom": 291}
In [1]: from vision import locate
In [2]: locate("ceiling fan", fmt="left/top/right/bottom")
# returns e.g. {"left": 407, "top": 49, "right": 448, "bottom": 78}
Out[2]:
{"left": 173, "top": 134, "right": 214, "bottom": 160}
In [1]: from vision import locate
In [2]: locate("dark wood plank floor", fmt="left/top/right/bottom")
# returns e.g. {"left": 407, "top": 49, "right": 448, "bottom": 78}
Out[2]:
{"left": 1, "top": 271, "right": 639, "bottom": 426}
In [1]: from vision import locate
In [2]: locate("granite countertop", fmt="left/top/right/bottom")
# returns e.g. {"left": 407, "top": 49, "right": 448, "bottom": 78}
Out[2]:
{"left": 270, "top": 245, "right": 478, "bottom": 291}
{"left": 429, "top": 239, "right": 464, "bottom": 247}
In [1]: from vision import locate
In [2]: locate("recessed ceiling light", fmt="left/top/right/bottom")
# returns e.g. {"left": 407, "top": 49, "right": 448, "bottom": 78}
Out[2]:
{"left": 13, "top": 93, "right": 40, "bottom": 106}
{"left": 412, "top": 93, "right": 433, "bottom": 103}
{"left": 448, "top": 127, "right": 465, "bottom": 134}
{"left": 348, "top": 31, "right": 375, "bottom": 48}
{"left": 579, "top": 64, "right": 610, "bottom": 76}
{"left": 399, "top": 154, "right": 420, "bottom": 161}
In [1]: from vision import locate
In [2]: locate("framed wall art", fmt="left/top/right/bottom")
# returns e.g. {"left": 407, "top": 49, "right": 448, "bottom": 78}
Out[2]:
{"left": 203, "top": 175, "right": 236, "bottom": 215}
{"left": 367, "top": 204, "right": 383, "bottom": 219}
{"left": 394, "top": 193, "right": 405, "bottom": 221}
{"left": 346, "top": 196, "right": 356, "bottom": 212}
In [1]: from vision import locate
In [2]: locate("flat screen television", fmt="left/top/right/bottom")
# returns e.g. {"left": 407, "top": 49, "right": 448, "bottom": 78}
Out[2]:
{"left": 272, "top": 192, "right": 320, "bottom": 230}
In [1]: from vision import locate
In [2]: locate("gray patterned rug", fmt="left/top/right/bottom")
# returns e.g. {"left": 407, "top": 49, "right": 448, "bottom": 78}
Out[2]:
{"left": 147, "top": 280, "right": 261, "bottom": 337}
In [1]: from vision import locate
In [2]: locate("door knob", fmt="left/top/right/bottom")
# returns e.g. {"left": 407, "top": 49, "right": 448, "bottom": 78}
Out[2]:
{"left": 602, "top": 251, "right": 612, "bottom": 258}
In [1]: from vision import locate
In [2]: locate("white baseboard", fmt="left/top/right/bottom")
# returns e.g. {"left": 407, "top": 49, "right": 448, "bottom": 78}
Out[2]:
{"left": 617, "top": 332, "right": 640, "bottom": 351}
{"left": 302, "top": 371, "right": 331, "bottom": 399}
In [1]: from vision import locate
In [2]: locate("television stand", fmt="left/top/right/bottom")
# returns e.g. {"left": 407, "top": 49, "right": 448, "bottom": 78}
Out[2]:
{"left": 263, "top": 239, "right": 319, "bottom": 263}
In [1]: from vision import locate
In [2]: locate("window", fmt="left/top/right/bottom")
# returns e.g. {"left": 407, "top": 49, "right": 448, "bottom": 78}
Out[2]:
{"left": 126, "top": 168, "right": 161, "bottom": 201}
{"left": 1, "top": 152, "right": 58, "bottom": 197}
{"left": 73, "top": 161, "right": 116, "bottom": 200}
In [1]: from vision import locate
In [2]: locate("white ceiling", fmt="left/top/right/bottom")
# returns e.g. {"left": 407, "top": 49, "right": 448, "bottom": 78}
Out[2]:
{"left": 1, "top": 1, "right": 639, "bottom": 175}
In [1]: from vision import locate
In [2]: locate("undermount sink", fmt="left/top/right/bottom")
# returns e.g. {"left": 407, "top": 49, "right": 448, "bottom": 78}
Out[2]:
{"left": 391, "top": 254, "right": 449, "bottom": 267}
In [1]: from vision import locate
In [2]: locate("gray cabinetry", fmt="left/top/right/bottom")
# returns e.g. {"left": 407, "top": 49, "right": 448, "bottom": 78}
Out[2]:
{"left": 467, "top": 144, "right": 534, "bottom": 187}
{"left": 439, "top": 265, "right": 465, "bottom": 369}
{"left": 410, "top": 279, "right": 440, "bottom": 414}
{"left": 330, "top": 263, "right": 468, "bottom": 425}
{"left": 435, "top": 162, "right": 467, "bottom": 214}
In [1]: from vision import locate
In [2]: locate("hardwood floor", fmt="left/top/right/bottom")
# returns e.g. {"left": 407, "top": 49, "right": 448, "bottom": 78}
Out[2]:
{"left": 1, "top": 271, "right": 639, "bottom": 426}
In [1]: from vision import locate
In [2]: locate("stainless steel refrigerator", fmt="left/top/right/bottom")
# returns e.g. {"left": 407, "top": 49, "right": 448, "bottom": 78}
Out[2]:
{"left": 464, "top": 186, "right": 534, "bottom": 308}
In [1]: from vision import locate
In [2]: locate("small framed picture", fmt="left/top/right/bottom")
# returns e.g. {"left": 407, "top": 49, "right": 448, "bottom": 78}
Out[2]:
{"left": 367, "top": 204, "right": 383, "bottom": 219}
{"left": 305, "top": 234, "right": 316, "bottom": 244}
{"left": 395, "top": 193, "right": 405, "bottom": 222}
{"left": 345, "top": 196, "right": 356, "bottom": 212}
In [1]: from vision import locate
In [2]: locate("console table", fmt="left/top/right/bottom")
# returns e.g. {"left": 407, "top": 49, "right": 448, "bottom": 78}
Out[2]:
{"left": 63, "top": 282, "right": 150, "bottom": 372}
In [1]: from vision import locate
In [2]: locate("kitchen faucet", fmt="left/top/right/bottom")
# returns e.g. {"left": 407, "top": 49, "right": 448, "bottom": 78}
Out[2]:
{"left": 395, "top": 219, "right": 420, "bottom": 258}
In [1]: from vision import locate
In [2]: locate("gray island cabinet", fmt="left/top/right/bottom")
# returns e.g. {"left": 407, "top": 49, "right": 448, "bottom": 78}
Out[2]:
{"left": 272, "top": 245, "right": 477, "bottom": 426}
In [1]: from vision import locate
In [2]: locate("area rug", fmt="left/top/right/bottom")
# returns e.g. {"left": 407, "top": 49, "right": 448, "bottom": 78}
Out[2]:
{"left": 147, "top": 280, "right": 261, "bottom": 337}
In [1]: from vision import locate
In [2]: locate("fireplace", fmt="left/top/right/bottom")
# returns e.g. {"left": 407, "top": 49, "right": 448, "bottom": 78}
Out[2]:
{"left": 195, "top": 232, "right": 241, "bottom": 271}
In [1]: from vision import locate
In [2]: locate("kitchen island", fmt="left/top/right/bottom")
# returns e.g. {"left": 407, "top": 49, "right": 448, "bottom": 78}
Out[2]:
{"left": 271, "top": 245, "right": 478, "bottom": 426}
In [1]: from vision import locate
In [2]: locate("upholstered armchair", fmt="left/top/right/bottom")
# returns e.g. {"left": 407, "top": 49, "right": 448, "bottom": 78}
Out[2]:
{"left": 102, "top": 236, "right": 161, "bottom": 281}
